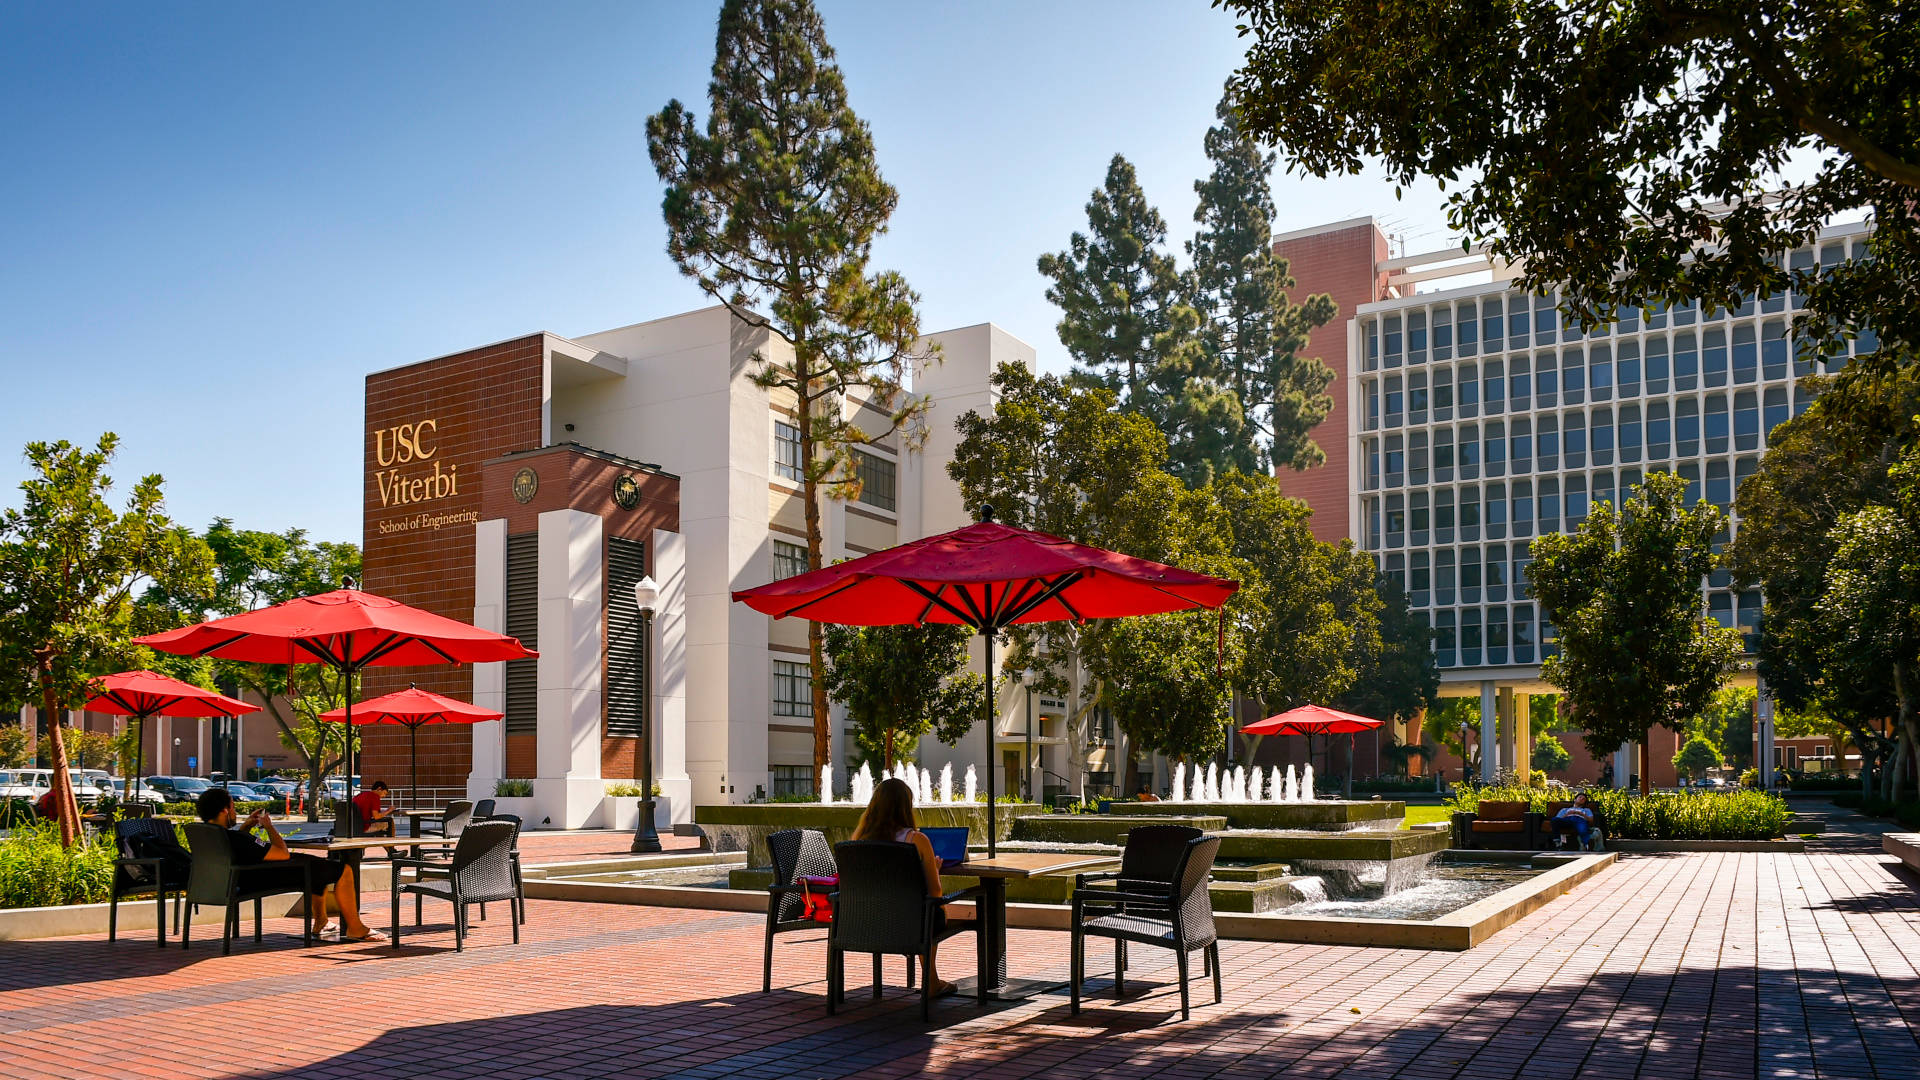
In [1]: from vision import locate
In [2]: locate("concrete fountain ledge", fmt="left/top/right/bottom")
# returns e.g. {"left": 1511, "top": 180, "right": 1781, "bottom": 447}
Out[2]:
{"left": 1119, "top": 800, "right": 1405, "bottom": 831}
{"left": 694, "top": 802, "right": 1043, "bottom": 866}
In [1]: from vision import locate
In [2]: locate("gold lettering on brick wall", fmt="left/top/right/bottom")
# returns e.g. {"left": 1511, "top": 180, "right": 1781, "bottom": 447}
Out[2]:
{"left": 372, "top": 417, "right": 460, "bottom": 509}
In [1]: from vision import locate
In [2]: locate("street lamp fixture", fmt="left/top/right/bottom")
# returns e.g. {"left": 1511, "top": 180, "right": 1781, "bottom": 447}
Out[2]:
{"left": 1021, "top": 668, "right": 1037, "bottom": 803}
{"left": 630, "top": 574, "right": 662, "bottom": 854}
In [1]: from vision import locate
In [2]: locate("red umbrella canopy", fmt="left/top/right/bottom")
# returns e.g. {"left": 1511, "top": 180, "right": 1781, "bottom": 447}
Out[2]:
{"left": 1239, "top": 704, "right": 1384, "bottom": 737}
{"left": 732, "top": 518, "right": 1239, "bottom": 630}
{"left": 82, "top": 670, "right": 258, "bottom": 719}
{"left": 135, "top": 588, "right": 537, "bottom": 668}
{"left": 318, "top": 686, "right": 502, "bottom": 728}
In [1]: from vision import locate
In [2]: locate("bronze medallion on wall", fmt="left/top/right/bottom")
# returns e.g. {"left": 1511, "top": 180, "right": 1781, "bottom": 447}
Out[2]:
{"left": 512, "top": 466, "right": 539, "bottom": 504}
{"left": 613, "top": 473, "right": 641, "bottom": 510}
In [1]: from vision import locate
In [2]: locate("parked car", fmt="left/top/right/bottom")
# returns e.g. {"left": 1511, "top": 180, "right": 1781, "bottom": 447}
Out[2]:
{"left": 1691, "top": 777, "right": 1728, "bottom": 789}
{"left": 4, "top": 768, "right": 109, "bottom": 805}
{"left": 0, "top": 769, "right": 50, "bottom": 800}
{"left": 254, "top": 778, "right": 302, "bottom": 798}
{"left": 109, "top": 777, "right": 168, "bottom": 807}
{"left": 225, "top": 782, "right": 276, "bottom": 802}
{"left": 143, "top": 775, "right": 213, "bottom": 802}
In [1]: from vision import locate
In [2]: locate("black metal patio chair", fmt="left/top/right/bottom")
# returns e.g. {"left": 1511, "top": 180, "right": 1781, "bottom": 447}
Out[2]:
{"left": 763, "top": 828, "right": 836, "bottom": 992}
{"left": 180, "top": 822, "right": 315, "bottom": 955}
{"left": 109, "top": 817, "right": 192, "bottom": 946}
{"left": 827, "top": 840, "right": 984, "bottom": 1021}
{"left": 1070, "top": 834, "right": 1221, "bottom": 1021}
{"left": 388, "top": 819, "right": 519, "bottom": 951}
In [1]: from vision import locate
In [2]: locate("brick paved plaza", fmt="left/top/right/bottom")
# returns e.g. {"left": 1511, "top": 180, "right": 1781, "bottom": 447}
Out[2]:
{"left": 3, "top": 809, "right": 1916, "bottom": 1080}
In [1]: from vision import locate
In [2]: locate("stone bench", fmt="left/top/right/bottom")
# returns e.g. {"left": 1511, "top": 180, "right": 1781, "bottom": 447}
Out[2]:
{"left": 1884, "top": 833, "right": 1920, "bottom": 872}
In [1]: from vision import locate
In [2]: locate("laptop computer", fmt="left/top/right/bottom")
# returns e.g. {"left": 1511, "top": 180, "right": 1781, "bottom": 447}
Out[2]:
{"left": 921, "top": 826, "right": 969, "bottom": 870}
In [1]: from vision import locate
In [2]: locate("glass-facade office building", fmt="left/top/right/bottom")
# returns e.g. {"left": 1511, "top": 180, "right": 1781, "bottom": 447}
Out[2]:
{"left": 1350, "top": 222, "right": 1875, "bottom": 679}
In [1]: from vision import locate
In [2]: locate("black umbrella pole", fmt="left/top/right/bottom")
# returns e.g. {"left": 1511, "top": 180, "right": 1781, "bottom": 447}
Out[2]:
{"left": 985, "top": 629, "right": 996, "bottom": 858}
{"left": 411, "top": 724, "right": 419, "bottom": 811}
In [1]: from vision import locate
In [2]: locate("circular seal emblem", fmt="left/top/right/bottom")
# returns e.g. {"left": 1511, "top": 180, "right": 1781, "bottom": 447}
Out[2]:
{"left": 511, "top": 466, "right": 539, "bottom": 504}
{"left": 613, "top": 473, "right": 641, "bottom": 510}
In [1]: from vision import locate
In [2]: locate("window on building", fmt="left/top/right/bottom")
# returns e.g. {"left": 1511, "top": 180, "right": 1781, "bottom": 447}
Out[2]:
{"left": 1732, "top": 324, "right": 1758, "bottom": 384}
{"left": 1511, "top": 481, "right": 1533, "bottom": 539}
{"left": 1537, "top": 478, "right": 1559, "bottom": 534}
{"left": 1619, "top": 404, "right": 1643, "bottom": 464}
{"left": 1706, "top": 459, "right": 1732, "bottom": 509}
{"left": 1365, "top": 320, "right": 1380, "bottom": 371}
{"left": 1675, "top": 331, "right": 1699, "bottom": 390}
{"left": 1436, "top": 489, "right": 1456, "bottom": 543}
{"left": 1434, "top": 308, "right": 1453, "bottom": 361}
{"left": 1458, "top": 301, "right": 1479, "bottom": 356}
{"left": 1366, "top": 497, "right": 1382, "bottom": 550}
{"left": 1436, "top": 610, "right": 1458, "bottom": 666}
{"left": 1366, "top": 439, "right": 1381, "bottom": 490}
{"left": 1410, "top": 551, "right": 1430, "bottom": 607}
{"left": 1565, "top": 476, "right": 1588, "bottom": 526}
{"left": 1734, "top": 390, "right": 1760, "bottom": 451}
{"left": 1484, "top": 421, "right": 1505, "bottom": 476}
{"left": 1461, "top": 608, "right": 1484, "bottom": 666}
{"left": 1509, "top": 356, "right": 1530, "bottom": 411}
{"left": 1486, "top": 482, "right": 1508, "bottom": 540}
{"left": 1589, "top": 344, "right": 1613, "bottom": 402}
{"left": 1409, "top": 371, "right": 1428, "bottom": 425}
{"left": 1508, "top": 418, "right": 1531, "bottom": 474}
{"left": 1434, "top": 427, "right": 1455, "bottom": 483}
{"left": 1617, "top": 341, "right": 1641, "bottom": 398}
{"left": 772, "top": 660, "right": 812, "bottom": 717}
{"left": 1458, "top": 362, "right": 1480, "bottom": 416}
{"left": 1366, "top": 382, "right": 1380, "bottom": 431}
{"left": 1437, "top": 549, "right": 1457, "bottom": 605}
{"left": 771, "top": 765, "right": 815, "bottom": 799}
{"left": 1534, "top": 356, "right": 1557, "bottom": 407}
{"left": 1762, "top": 320, "right": 1788, "bottom": 381}
{"left": 1677, "top": 398, "right": 1701, "bottom": 456}
{"left": 1459, "top": 423, "right": 1480, "bottom": 479}
{"left": 1461, "top": 545, "right": 1483, "bottom": 603}
{"left": 1385, "top": 434, "right": 1405, "bottom": 487}
{"left": 1705, "top": 394, "right": 1730, "bottom": 454}
{"left": 1708, "top": 592, "right": 1734, "bottom": 628}
{"left": 1483, "top": 361, "right": 1505, "bottom": 415}
{"left": 1487, "top": 543, "right": 1508, "bottom": 601}
{"left": 1563, "top": 413, "right": 1586, "bottom": 468}
{"left": 1487, "top": 605, "right": 1510, "bottom": 664}
{"left": 1460, "top": 485, "right": 1482, "bottom": 541}
{"left": 1536, "top": 415, "right": 1558, "bottom": 471}
{"left": 774, "top": 420, "right": 803, "bottom": 483}
{"left": 1675, "top": 297, "right": 1698, "bottom": 326}
{"left": 1645, "top": 337, "right": 1669, "bottom": 395}
{"left": 1591, "top": 407, "right": 1615, "bottom": 465}
{"left": 1513, "top": 604, "right": 1537, "bottom": 664}
{"left": 1593, "top": 470, "right": 1616, "bottom": 511}
{"left": 1482, "top": 297, "right": 1503, "bottom": 351}
{"left": 1704, "top": 328, "right": 1729, "bottom": 387}
{"left": 1411, "top": 490, "right": 1429, "bottom": 545}
{"left": 1535, "top": 293, "right": 1558, "bottom": 345}
{"left": 1679, "top": 462, "right": 1702, "bottom": 506}
{"left": 1410, "top": 432, "right": 1429, "bottom": 486}
{"left": 1408, "top": 311, "right": 1428, "bottom": 364}
{"left": 1385, "top": 552, "right": 1406, "bottom": 594}
{"left": 772, "top": 539, "right": 808, "bottom": 581}
{"left": 1561, "top": 348, "right": 1585, "bottom": 405}
{"left": 1385, "top": 375, "right": 1404, "bottom": 427}
{"left": 1645, "top": 299, "right": 1668, "bottom": 330}
{"left": 1646, "top": 401, "right": 1671, "bottom": 460}
{"left": 1433, "top": 367, "right": 1454, "bottom": 421}
{"left": 1384, "top": 315, "right": 1403, "bottom": 367}
{"left": 853, "top": 449, "right": 896, "bottom": 511}
{"left": 1386, "top": 494, "right": 1406, "bottom": 547}
{"left": 1763, "top": 387, "right": 1790, "bottom": 439}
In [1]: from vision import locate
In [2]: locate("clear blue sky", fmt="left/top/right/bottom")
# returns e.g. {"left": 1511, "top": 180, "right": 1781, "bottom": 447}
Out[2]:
{"left": 0, "top": 1, "right": 1453, "bottom": 545}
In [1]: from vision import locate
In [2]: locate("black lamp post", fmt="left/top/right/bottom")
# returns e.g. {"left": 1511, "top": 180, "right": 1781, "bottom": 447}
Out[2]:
{"left": 630, "top": 574, "right": 662, "bottom": 854}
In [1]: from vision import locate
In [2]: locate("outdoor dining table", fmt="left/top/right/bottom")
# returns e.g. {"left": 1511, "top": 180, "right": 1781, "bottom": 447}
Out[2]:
{"left": 952, "top": 852, "right": 1119, "bottom": 1002}
{"left": 390, "top": 808, "right": 447, "bottom": 838}
{"left": 286, "top": 835, "right": 449, "bottom": 904}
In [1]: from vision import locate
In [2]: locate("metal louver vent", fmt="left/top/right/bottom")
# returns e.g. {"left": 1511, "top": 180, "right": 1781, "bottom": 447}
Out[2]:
{"left": 605, "top": 536, "right": 648, "bottom": 739}
{"left": 504, "top": 533, "right": 539, "bottom": 736}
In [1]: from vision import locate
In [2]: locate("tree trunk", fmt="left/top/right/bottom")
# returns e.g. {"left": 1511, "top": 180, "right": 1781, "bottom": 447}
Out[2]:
{"left": 34, "top": 660, "right": 80, "bottom": 848}
{"left": 798, "top": 399, "right": 831, "bottom": 798}
{"left": 1893, "top": 663, "right": 1916, "bottom": 806}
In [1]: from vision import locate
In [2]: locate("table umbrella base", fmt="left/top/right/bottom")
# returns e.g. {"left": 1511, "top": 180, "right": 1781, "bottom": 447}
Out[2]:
{"left": 952, "top": 974, "right": 1070, "bottom": 1002}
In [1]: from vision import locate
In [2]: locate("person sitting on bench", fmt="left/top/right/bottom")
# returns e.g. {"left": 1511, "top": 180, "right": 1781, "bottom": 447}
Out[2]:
{"left": 1548, "top": 792, "right": 1599, "bottom": 851}
{"left": 351, "top": 780, "right": 396, "bottom": 837}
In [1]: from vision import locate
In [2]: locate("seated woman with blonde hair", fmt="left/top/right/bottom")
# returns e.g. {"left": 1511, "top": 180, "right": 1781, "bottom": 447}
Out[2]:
{"left": 850, "top": 775, "right": 956, "bottom": 997}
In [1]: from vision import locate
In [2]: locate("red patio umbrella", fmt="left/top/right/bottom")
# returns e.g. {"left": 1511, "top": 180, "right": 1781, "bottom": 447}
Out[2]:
{"left": 319, "top": 684, "right": 502, "bottom": 810}
{"left": 734, "top": 509, "right": 1239, "bottom": 856}
{"left": 82, "top": 670, "right": 259, "bottom": 806}
{"left": 136, "top": 586, "right": 536, "bottom": 836}
{"left": 1239, "top": 705, "right": 1384, "bottom": 799}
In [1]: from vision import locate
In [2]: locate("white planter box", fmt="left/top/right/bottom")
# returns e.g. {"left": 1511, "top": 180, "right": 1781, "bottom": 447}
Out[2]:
{"left": 603, "top": 794, "right": 672, "bottom": 831}
{"left": 486, "top": 796, "right": 538, "bottom": 823}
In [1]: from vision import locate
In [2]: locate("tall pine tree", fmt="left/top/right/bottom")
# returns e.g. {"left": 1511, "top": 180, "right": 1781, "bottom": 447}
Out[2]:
{"left": 1038, "top": 155, "right": 1205, "bottom": 477}
{"left": 649, "top": 0, "right": 931, "bottom": 792}
{"left": 1187, "top": 90, "right": 1338, "bottom": 474}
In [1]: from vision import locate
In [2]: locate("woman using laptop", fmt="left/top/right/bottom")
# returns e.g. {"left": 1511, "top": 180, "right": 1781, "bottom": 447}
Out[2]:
{"left": 851, "top": 776, "right": 956, "bottom": 998}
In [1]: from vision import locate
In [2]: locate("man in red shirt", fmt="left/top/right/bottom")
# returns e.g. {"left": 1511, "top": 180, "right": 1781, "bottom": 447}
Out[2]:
{"left": 350, "top": 780, "right": 395, "bottom": 838}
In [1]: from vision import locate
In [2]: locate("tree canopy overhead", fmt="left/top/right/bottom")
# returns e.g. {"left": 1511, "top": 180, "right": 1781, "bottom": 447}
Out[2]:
{"left": 1220, "top": 0, "right": 1919, "bottom": 369}
{"left": 649, "top": 0, "right": 932, "bottom": 789}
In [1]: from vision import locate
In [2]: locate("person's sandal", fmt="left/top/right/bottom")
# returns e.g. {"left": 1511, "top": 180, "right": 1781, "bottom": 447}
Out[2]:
{"left": 340, "top": 928, "right": 387, "bottom": 944}
{"left": 930, "top": 980, "right": 957, "bottom": 998}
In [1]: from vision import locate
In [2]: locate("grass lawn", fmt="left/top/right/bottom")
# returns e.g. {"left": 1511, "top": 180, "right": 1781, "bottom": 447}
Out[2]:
{"left": 1401, "top": 805, "right": 1453, "bottom": 829}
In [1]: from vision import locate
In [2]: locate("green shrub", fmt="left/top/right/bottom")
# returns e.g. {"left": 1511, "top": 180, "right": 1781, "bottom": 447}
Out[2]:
{"left": 1783, "top": 773, "right": 1859, "bottom": 791}
{"left": 603, "top": 782, "right": 662, "bottom": 797}
{"left": 1448, "top": 783, "right": 1791, "bottom": 840}
{"left": 1832, "top": 793, "right": 1920, "bottom": 829}
{"left": 1350, "top": 779, "right": 1441, "bottom": 794}
{"left": 157, "top": 800, "right": 277, "bottom": 818}
{"left": 0, "top": 822, "right": 117, "bottom": 909}
{"left": 494, "top": 778, "right": 533, "bottom": 797}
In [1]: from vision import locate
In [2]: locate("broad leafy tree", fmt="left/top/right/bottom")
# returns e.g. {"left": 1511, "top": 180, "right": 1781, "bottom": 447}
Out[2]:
{"left": 649, "top": 0, "right": 933, "bottom": 790}
{"left": 1818, "top": 497, "right": 1920, "bottom": 803}
{"left": 1673, "top": 735, "right": 1726, "bottom": 781}
{"left": 1186, "top": 88, "right": 1337, "bottom": 475}
{"left": 1528, "top": 471, "right": 1743, "bottom": 794}
{"left": 1221, "top": 0, "right": 1920, "bottom": 375}
{"left": 1727, "top": 373, "right": 1919, "bottom": 790}
{"left": 822, "top": 622, "right": 981, "bottom": 772}
{"left": 1335, "top": 575, "right": 1439, "bottom": 727}
{"left": 1532, "top": 733, "right": 1572, "bottom": 775}
{"left": 0, "top": 435, "right": 213, "bottom": 845}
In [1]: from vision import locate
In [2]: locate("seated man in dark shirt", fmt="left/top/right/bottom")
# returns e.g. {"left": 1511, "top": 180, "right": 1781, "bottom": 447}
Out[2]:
{"left": 195, "top": 787, "right": 382, "bottom": 942}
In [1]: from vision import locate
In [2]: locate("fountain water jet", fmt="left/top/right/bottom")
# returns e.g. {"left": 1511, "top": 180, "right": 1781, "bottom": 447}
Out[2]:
{"left": 964, "top": 764, "right": 977, "bottom": 804}
{"left": 1171, "top": 762, "right": 1186, "bottom": 803}
{"left": 821, "top": 763, "right": 835, "bottom": 804}
{"left": 1301, "top": 765, "right": 1316, "bottom": 802}
{"left": 939, "top": 763, "right": 953, "bottom": 804}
